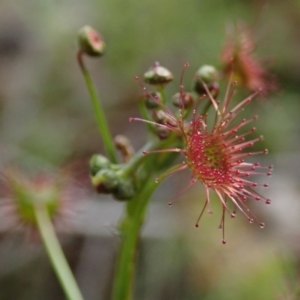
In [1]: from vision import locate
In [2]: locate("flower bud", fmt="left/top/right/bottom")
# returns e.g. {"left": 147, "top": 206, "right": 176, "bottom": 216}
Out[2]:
{"left": 155, "top": 126, "right": 171, "bottom": 140}
{"left": 89, "top": 154, "right": 111, "bottom": 176}
{"left": 172, "top": 92, "right": 194, "bottom": 109}
{"left": 141, "top": 92, "right": 161, "bottom": 109}
{"left": 152, "top": 110, "right": 167, "bottom": 123}
{"left": 78, "top": 25, "right": 106, "bottom": 57}
{"left": 193, "top": 65, "right": 220, "bottom": 98}
{"left": 144, "top": 62, "right": 173, "bottom": 86}
{"left": 152, "top": 110, "right": 177, "bottom": 127}
{"left": 91, "top": 169, "right": 119, "bottom": 194}
{"left": 196, "top": 65, "right": 219, "bottom": 84}
{"left": 114, "top": 135, "right": 134, "bottom": 163}
{"left": 112, "top": 179, "right": 136, "bottom": 200}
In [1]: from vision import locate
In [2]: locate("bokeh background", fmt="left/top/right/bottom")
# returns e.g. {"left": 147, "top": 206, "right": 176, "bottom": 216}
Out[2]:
{"left": 0, "top": 0, "right": 300, "bottom": 299}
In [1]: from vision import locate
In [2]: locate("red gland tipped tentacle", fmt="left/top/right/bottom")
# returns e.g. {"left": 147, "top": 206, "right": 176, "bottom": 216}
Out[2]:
{"left": 215, "top": 190, "right": 234, "bottom": 216}
{"left": 195, "top": 198, "right": 208, "bottom": 228}
{"left": 223, "top": 92, "right": 258, "bottom": 120}
{"left": 143, "top": 148, "right": 183, "bottom": 156}
{"left": 167, "top": 178, "right": 197, "bottom": 207}
{"left": 222, "top": 67, "right": 236, "bottom": 115}
{"left": 218, "top": 205, "right": 227, "bottom": 244}
{"left": 196, "top": 75, "right": 220, "bottom": 114}
{"left": 226, "top": 127, "right": 257, "bottom": 146}
{"left": 129, "top": 117, "right": 181, "bottom": 134}
{"left": 195, "top": 186, "right": 213, "bottom": 227}
{"left": 226, "top": 136, "right": 263, "bottom": 154}
{"left": 179, "top": 63, "right": 190, "bottom": 121}
{"left": 222, "top": 118, "right": 256, "bottom": 138}
{"left": 154, "top": 163, "right": 188, "bottom": 184}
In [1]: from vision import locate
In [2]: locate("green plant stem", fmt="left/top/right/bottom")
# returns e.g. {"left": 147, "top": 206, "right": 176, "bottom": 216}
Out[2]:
{"left": 112, "top": 179, "right": 159, "bottom": 300}
{"left": 112, "top": 134, "right": 180, "bottom": 300}
{"left": 77, "top": 51, "right": 118, "bottom": 164}
{"left": 157, "top": 86, "right": 166, "bottom": 104}
{"left": 121, "top": 136, "right": 175, "bottom": 177}
{"left": 34, "top": 204, "right": 84, "bottom": 300}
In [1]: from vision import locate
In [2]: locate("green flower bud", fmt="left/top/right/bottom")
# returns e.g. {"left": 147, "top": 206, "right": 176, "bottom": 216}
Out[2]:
{"left": 78, "top": 25, "right": 106, "bottom": 57}
{"left": 152, "top": 110, "right": 177, "bottom": 127}
{"left": 113, "top": 179, "right": 136, "bottom": 200}
{"left": 172, "top": 92, "right": 194, "bottom": 108}
{"left": 207, "top": 82, "right": 220, "bottom": 99}
{"left": 89, "top": 153, "right": 138, "bottom": 200}
{"left": 91, "top": 169, "right": 119, "bottom": 194}
{"left": 193, "top": 65, "right": 220, "bottom": 97}
{"left": 141, "top": 92, "right": 161, "bottom": 109}
{"left": 89, "top": 154, "right": 111, "bottom": 176}
{"left": 144, "top": 62, "right": 173, "bottom": 86}
{"left": 196, "top": 65, "right": 219, "bottom": 84}
{"left": 155, "top": 126, "right": 171, "bottom": 140}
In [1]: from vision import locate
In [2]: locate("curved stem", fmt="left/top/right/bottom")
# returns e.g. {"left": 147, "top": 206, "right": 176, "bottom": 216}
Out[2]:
{"left": 77, "top": 51, "right": 118, "bottom": 164}
{"left": 34, "top": 204, "right": 84, "bottom": 300}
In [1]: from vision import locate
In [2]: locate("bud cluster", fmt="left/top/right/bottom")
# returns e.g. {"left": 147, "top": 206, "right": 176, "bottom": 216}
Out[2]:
{"left": 89, "top": 155, "right": 136, "bottom": 200}
{"left": 140, "top": 62, "right": 199, "bottom": 140}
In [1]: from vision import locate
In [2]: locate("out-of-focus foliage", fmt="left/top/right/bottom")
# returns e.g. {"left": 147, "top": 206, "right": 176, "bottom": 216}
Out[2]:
{"left": 0, "top": 0, "right": 300, "bottom": 299}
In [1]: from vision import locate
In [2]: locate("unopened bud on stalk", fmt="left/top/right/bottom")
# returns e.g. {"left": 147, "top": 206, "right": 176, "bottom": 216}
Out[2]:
{"left": 89, "top": 155, "right": 136, "bottom": 200}
{"left": 193, "top": 65, "right": 220, "bottom": 98}
{"left": 152, "top": 110, "right": 177, "bottom": 127}
{"left": 78, "top": 25, "right": 106, "bottom": 57}
{"left": 172, "top": 92, "right": 194, "bottom": 108}
{"left": 155, "top": 126, "right": 171, "bottom": 139}
{"left": 91, "top": 169, "right": 119, "bottom": 194}
{"left": 144, "top": 62, "right": 173, "bottom": 86}
{"left": 196, "top": 65, "right": 219, "bottom": 83}
{"left": 113, "top": 179, "right": 136, "bottom": 200}
{"left": 90, "top": 154, "right": 111, "bottom": 176}
{"left": 141, "top": 92, "right": 161, "bottom": 109}
{"left": 114, "top": 135, "right": 134, "bottom": 163}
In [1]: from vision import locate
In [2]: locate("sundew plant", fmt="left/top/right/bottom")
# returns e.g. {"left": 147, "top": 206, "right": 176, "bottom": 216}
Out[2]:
{"left": 78, "top": 25, "right": 273, "bottom": 299}
{"left": 1, "top": 24, "right": 275, "bottom": 300}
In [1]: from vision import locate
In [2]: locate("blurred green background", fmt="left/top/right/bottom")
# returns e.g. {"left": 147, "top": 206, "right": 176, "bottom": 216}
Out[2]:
{"left": 0, "top": 0, "right": 300, "bottom": 299}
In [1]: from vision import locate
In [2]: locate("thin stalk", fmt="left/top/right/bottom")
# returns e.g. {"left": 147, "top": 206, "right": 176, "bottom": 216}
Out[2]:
{"left": 138, "top": 100, "right": 155, "bottom": 134}
{"left": 77, "top": 51, "right": 118, "bottom": 164}
{"left": 34, "top": 204, "right": 84, "bottom": 300}
{"left": 121, "top": 136, "right": 177, "bottom": 177}
{"left": 157, "top": 86, "right": 166, "bottom": 104}
{"left": 112, "top": 134, "right": 181, "bottom": 300}
{"left": 121, "top": 139, "right": 159, "bottom": 177}
{"left": 112, "top": 178, "right": 159, "bottom": 300}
